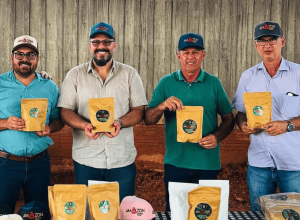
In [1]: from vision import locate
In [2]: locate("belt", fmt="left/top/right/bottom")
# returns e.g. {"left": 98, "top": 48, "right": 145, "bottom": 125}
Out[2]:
{"left": 0, "top": 150, "right": 48, "bottom": 163}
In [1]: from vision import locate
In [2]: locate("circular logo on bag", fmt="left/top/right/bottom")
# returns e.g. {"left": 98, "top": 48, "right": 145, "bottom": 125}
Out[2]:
{"left": 183, "top": 119, "right": 197, "bottom": 134}
{"left": 96, "top": 110, "right": 110, "bottom": 122}
{"left": 99, "top": 200, "right": 110, "bottom": 213}
{"left": 64, "top": 201, "right": 76, "bottom": 215}
{"left": 29, "top": 108, "right": 39, "bottom": 118}
{"left": 253, "top": 106, "right": 263, "bottom": 116}
{"left": 282, "top": 209, "right": 300, "bottom": 220}
{"left": 194, "top": 203, "right": 212, "bottom": 220}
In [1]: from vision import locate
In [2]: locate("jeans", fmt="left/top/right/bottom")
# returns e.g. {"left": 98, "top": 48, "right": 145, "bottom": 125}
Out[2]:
{"left": 164, "top": 163, "right": 220, "bottom": 211}
{"left": 247, "top": 164, "right": 300, "bottom": 211}
{"left": 0, "top": 153, "right": 51, "bottom": 213}
{"left": 73, "top": 160, "right": 136, "bottom": 203}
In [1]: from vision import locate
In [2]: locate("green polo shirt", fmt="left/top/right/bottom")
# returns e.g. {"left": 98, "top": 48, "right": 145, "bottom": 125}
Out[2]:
{"left": 148, "top": 69, "right": 232, "bottom": 170}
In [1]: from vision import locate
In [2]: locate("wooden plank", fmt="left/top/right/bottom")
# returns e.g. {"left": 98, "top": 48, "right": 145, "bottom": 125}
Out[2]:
{"left": 164, "top": 0, "right": 172, "bottom": 75}
{"left": 286, "top": 0, "right": 296, "bottom": 62}
{"left": 15, "top": 0, "right": 30, "bottom": 37}
{"left": 30, "top": 0, "right": 46, "bottom": 71}
{"left": 280, "top": 0, "right": 289, "bottom": 59}
{"left": 294, "top": 0, "right": 300, "bottom": 64}
{"left": 96, "top": 0, "right": 109, "bottom": 23}
{"left": 124, "top": 0, "right": 135, "bottom": 67}
{"left": 187, "top": 0, "right": 199, "bottom": 34}
{"left": 153, "top": 0, "right": 166, "bottom": 87}
{"left": 46, "top": 0, "right": 63, "bottom": 86}
{"left": 246, "top": 0, "right": 255, "bottom": 69}
{"left": 212, "top": 0, "right": 221, "bottom": 79}
{"left": 62, "top": 0, "right": 78, "bottom": 80}
{"left": 198, "top": 0, "right": 205, "bottom": 69}
{"left": 133, "top": 0, "right": 141, "bottom": 72}
{"left": 0, "top": 0, "right": 14, "bottom": 74}
{"left": 171, "top": 0, "right": 182, "bottom": 72}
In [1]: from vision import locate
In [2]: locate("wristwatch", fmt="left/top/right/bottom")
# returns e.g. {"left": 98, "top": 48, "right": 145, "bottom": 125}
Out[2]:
{"left": 117, "top": 119, "right": 123, "bottom": 130}
{"left": 286, "top": 120, "right": 294, "bottom": 132}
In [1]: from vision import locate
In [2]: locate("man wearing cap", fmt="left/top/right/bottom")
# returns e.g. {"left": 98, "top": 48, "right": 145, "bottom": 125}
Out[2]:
{"left": 144, "top": 33, "right": 234, "bottom": 211}
{"left": 57, "top": 22, "right": 147, "bottom": 202}
{"left": 0, "top": 35, "right": 64, "bottom": 211}
{"left": 232, "top": 21, "right": 300, "bottom": 211}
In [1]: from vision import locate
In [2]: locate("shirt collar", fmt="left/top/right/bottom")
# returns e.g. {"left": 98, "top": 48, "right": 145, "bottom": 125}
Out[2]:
{"left": 257, "top": 57, "right": 289, "bottom": 72}
{"left": 7, "top": 70, "right": 43, "bottom": 82}
{"left": 177, "top": 69, "right": 204, "bottom": 82}
{"left": 87, "top": 59, "right": 116, "bottom": 75}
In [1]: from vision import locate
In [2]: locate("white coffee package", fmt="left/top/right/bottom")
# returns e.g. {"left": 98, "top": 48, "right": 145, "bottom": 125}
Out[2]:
{"left": 198, "top": 180, "right": 229, "bottom": 220}
{"left": 169, "top": 182, "right": 199, "bottom": 220}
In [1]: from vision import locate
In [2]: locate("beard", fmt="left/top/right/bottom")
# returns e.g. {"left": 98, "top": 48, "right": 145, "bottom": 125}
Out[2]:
{"left": 93, "top": 49, "right": 113, "bottom": 66}
{"left": 13, "top": 61, "right": 36, "bottom": 78}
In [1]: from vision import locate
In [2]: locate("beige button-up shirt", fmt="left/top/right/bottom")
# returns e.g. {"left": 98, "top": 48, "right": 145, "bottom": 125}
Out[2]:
{"left": 57, "top": 60, "right": 147, "bottom": 169}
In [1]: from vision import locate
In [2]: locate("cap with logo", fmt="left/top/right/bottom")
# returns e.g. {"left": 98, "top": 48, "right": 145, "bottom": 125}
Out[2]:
{"left": 118, "top": 196, "right": 156, "bottom": 220}
{"left": 12, "top": 35, "right": 39, "bottom": 54}
{"left": 254, "top": 21, "right": 283, "bottom": 40}
{"left": 0, "top": 214, "right": 22, "bottom": 220}
{"left": 18, "top": 201, "right": 50, "bottom": 220}
{"left": 178, "top": 33, "right": 205, "bottom": 51}
{"left": 90, "top": 22, "right": 114, "bottom": 39}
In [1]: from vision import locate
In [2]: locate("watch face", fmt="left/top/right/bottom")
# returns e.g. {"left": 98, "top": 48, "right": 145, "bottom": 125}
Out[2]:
{"left": 288, "top": 124, "right": 294, "bottom": 132}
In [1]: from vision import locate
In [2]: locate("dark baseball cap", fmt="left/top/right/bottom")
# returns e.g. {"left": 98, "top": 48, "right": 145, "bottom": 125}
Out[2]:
{"left": 178, "top": 33, "right": 205, "bottom": 51}
{"left": 18, "top": 201, "right": 50, "bottom": 220}
{"left": 90, "top": 22, "right": 114, "bottom": 39}
{"left": 254, "top": 21, "right": 283, "bottom": 39}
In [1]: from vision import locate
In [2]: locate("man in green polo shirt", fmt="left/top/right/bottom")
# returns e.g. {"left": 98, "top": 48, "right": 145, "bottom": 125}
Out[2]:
{"left": 144, "top": 33, "right": 234, "bottom": 211}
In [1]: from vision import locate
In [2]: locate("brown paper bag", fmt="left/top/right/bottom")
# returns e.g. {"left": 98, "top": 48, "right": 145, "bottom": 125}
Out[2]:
{"left": 177, "top": 106, "right": 203, "bottom": 143}
{"left": 21, "top": 98, "right": 48, "bottom": 131}
{"left": 243, "top": 92, "right": 272, "bottom": 128}
{"left": 53, "top": 184, "right": 86, "bottom": 220}
{"left": 188, "top": 186, "right": 221, "bottom": 220}
{"left": 87, "top": 183, "right": 119, "bottom": 220}
{"left": 88, "top": 97, "right": 115, "bottom": 133}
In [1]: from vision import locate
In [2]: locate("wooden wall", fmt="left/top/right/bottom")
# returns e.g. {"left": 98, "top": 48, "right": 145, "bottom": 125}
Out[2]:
{"left": 0, "top": 0, "right": 299, "bottom": 101}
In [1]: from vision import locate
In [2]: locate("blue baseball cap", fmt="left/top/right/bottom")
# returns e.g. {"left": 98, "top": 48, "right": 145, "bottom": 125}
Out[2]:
{"left": 254, "top": 21, "right": 282, "bottom": 39}
{"left": 90, "top": 22, "right": 114, "bottom": 39}
{"left": 178, "top": 33, "right": 205, "bottom": 51}
{"left": 18, "top": 201, "right": 50, "bottom": 220}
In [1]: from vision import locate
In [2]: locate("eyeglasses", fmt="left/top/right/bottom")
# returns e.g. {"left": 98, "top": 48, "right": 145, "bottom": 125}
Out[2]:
{"left": 89, "top": 39, "right": 115, "bottom": 47}
{"left": 13, "top": 52, "right": 38, "bottom": 61}
{"left": 256, "top": 38, "right": 279, "bottom": 46}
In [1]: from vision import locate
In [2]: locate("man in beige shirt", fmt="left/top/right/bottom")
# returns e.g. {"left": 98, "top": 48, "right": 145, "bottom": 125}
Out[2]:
{"left": 57, "top": 22, "right": 147, "bottom": 202}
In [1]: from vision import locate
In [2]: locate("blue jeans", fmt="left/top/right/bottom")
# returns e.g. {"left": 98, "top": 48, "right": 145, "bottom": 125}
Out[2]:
{"left": 164, "top": 163, "right": 220, "bottom": 211}
{"left": 73, "top": 160, "right": 136, "bottom": 203}
{"left": 247, "top": 164, "right": 300, "bottom": 211}
{"left": 0, "top": 153, "right": 51, "bottom": 212}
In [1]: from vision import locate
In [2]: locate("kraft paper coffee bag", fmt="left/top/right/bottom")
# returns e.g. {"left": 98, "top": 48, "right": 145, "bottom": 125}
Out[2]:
{"left": 177, "top": 106, "right": 203, "bottom": 143}
{"left": 188, "top": 187, "right": 221, "bottom": 220}
{"left": 48, "top": 186, "right": 56, "bottom": 219}
{"left": 243, "top": 92, "right": 272, "bottom": 128}
{"left": 265, "top": 205, "right": 300, "bottom": 220}
{"left": 88, "top": 97, "right": 115, "bottom": 133}
{"left": 21, "top": 98, "right": 48, "bottom": 131}
{"left": 54, "top": 184, "right": 86, "bottom": 220}
{"left": 199, "top": 180, "right": 229, "bottom": 220}
{"left": 87, "top": 183, "right": 119, "bottom": 220}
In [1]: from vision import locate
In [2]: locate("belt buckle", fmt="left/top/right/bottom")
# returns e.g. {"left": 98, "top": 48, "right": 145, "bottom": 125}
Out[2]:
{"left": 24, "top": 156, "right": 34, "bottom": 163}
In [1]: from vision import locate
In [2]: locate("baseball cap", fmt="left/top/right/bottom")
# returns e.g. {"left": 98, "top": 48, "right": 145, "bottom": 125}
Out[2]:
{"left": 90, "top": 22, "right": 114, "bottom": 39}
{"left": 12, "top": 35, "right": 39, "bottom": 54}
{"left": 254, "top": 21, "right": 283, "bottom": 39}
{"left": 118, "top": 196, "right": 156, "bottom": 220}
{"left": 178, "top": 33, "right": 205, "bottom": 51}
{"left": 0, "top": 214, "right": 22, "bottom": 220}
{"left": 18, "top": 201, "right": 50, "bottom": 220}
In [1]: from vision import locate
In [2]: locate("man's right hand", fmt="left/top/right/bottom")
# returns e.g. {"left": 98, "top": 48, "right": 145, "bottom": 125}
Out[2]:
{"left": 5, "top": 116, "right": 25, "bottom": 131}
{"left": 240, "top": 122, "right": 260, "bottom": 134}
{"left": 84, "top": 123, "right": 100, "bottom": 140}
{"left": 159, "top": 96, "right": 183, "bottom": 111}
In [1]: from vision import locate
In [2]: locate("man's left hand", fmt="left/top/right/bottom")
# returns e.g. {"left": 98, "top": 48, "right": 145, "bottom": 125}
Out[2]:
{"left": 198, "top": 134, "right": 217, "bottom": 149}
{"left": 105, "top": 120, "right": 121, "bottom": 138}
{"left": 35, "top": 125, "right": 51, "bottom": 137}
{"left": 37, "top": 71, "right": 53, "bottom": 80}
{"left": 262, "top": 121, "right": 287, "bottom": 136}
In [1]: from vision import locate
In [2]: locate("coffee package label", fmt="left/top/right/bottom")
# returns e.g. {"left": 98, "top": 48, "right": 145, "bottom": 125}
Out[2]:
{"left": 243, "top": 92, "right": 272, "bottom": 128}
{"left": 265, "top": 205, "right": 300, "bottom": 220}
{"left": 188, "top": 186, "right": 221, "bottom": 220}
{"left": 53, "top": 184, "right": 87, "bottom": 220}
{"left": 21, "top": 98, "right": 48, "bottom": 131}
{"left": 177, "top": 106, "right": 203, "bottom": 143}
{"left": 88, "top": 97, "right": 115, "bottom": 133}
{"left": 87, "top": 183, "right": 119, "bottom": 220}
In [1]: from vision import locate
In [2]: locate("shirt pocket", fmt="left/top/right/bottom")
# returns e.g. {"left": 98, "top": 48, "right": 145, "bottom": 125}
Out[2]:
{"left": 277, "top": 96, "right": 300, "bottom": 119}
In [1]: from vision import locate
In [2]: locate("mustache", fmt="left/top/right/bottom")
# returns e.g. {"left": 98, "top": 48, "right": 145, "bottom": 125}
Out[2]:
{"left": 94, "top": 49, "right": 110, "bottom": 54}
{"left": 18, "top": 61, "right": 31, "bottom": 66}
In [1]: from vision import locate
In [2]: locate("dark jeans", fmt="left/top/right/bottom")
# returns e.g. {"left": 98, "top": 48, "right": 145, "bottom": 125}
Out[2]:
{"left": 0, "top": 153, "right": 51, "bottom": 212}
{"left": 164, "top": 163, "right": 220, "bottom": 211}
{"left": 73, "top": 160, "right": 136, "bottom": 203}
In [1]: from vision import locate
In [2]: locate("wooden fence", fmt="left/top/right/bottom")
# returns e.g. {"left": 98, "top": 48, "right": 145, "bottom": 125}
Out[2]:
{"left": 0, "top": 0, "right": 299, "bottom": 101}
